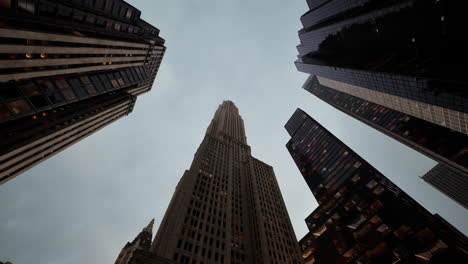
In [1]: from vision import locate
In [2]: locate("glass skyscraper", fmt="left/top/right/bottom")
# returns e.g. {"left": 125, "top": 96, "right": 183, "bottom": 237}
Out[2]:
{"left": 295, "top": 0, "right": 467, "bottom": 208}
{"left": 286, "top": 108, "right": 468, "bottom": 263}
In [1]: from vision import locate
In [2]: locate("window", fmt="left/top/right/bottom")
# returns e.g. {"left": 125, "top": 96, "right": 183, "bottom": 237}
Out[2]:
{"left": 69, "top": 78, "right": 88, "bottom": 98}
{"left": 54, "top": 78, "right": 76, "bottom": 101}
{"left": 0, "top": 103, "right": 11, "bottom": 119}
{"left": 18, "top": 0, "right": 35, "bottom": 13}
{"left": 94, "top": 0, "right": 105, "bottom": 10}
{"left": 0, "top": 0, "right": 11, "bottom": 8}
{"left": 57, "top": 4, "right": 72, "bottom": 18}
{"left": 7, "top": 99, "right": 32, "bottom": 115}
{"left": 29, "top": 95, "right": 49, "bottom": 109}
{"left": 80, "top": 76, "right": 97, "bottom": 95}
{"left": 0, "top": 86, "right": 21, "bottom": 100}
{"left": 98, "top": 74, "right": 113, "bottom": 91}
{"left": 20, "top": 82, "right": 40, "bottom": 96}
{"left": 125, "top": 9, "right": 132, "bottom": 19}
{"left": 73, "top": 9, "right": 85, "bottom": 22}
{"left": 108, "top": 73, "right": 120, "bottom": 89}
{"left": 37, "top": 80, "right": 64, "bottom": 104}
{"left": 85, "top": 14, "right": 96, "bottom": 24}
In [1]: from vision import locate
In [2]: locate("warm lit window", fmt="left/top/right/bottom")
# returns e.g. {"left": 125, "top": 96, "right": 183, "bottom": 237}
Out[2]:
{"left": 0, "top": 0, "right": 11, "bottom": 8}
{"left": 7, "top": 99, "right": 32, "bottom": 115}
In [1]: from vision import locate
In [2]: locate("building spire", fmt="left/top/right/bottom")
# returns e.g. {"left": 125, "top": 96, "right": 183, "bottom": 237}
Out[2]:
{"left": 143, "top": 218, "right": 155, "bottom": 233}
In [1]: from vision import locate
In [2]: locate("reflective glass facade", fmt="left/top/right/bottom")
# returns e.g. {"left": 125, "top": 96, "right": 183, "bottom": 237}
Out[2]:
{"left": 0, "top": 0, "right": 165, "bottom": 183}
{"left": 295, "top": 0, "right": 467, "bottom": 125}
{"left": 302, "top": 75, "right": 468, "bottom": 206}
{"left": 422, "top": 164, "right": 468, "bottom": 209}
{"left": 285, "top": 109, "right": 468, "bottom": 264}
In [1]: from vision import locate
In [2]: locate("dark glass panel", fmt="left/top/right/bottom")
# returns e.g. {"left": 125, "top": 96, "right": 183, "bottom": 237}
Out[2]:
{"left": 80, "top": 75, "right": 97, "bottom": 95}
{"left": 57, "top": 4, "right": 72, "bottom": 18}
{"left": 98, "top": 74, "right": 113, "bottom": 91}
{"left": 68, "top": 78, "right": 88, "bottom": 98}
{"left": 19, "top": 82, "right": 40, "bottom": 96}
{"left": 0, "top": 86, "right": 21, "bottom": 100}
{"left": 89, "top": 75, "right": 106, "bottom": 93}
{"left": 120, "top": 70, "right": 131, "bottom": 84}
{"left": 54, "top": 78, "right": 76, "bottom": 101}
{"left": 0, "top": 103, "right": 11, "bottom": 119}
{"left": 73, "top": 9, "right": 85, "bottom": 22}
{"left": 28, "top": 95, "right": 49, "bottom": 109}
{"left": 37, "top": 80, "right": 64, "bottom": 104}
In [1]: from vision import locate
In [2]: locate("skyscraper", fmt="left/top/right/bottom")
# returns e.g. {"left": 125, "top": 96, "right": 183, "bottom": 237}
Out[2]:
{"left": 295, "top": 1, "right": 467, "bottom": 207}
{"left": 302, "top": 76, "right": 468, "bottom": 208}
{"left": 286, "top": 109, "right": 468, "bottom": 263}
{"left": 0, "top": 0, "right": 165, "bottom": 184}
{"left": 149, "top": 101, "right": 302, "bottom": 264}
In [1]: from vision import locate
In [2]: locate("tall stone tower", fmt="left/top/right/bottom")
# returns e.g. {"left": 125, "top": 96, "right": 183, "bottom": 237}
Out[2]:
{"left": 151, "top": 101, "right": 302, "bottom": 264}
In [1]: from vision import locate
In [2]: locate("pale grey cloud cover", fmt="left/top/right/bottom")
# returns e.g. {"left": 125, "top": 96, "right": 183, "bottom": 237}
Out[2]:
{"left": 0, "top": 1, "right": 466, "bottom": 263}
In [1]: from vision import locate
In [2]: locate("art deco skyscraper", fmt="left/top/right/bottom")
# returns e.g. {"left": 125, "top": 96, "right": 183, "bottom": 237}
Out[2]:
{"left": 295, "top": 1, "right": 467, "bottom": 208}
{"left": 0, "top": 0, "right": 165, "bottom": 184}
{"left": 151, "top": 101, "right": 302, "bottom": 264}
{"left": 286, "top": 109, "right": 468, "bottom": 263}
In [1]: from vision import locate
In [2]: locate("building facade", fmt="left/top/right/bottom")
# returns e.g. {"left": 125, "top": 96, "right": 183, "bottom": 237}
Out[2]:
{"left": 421, "top": 164, "right": 468, "bottom": 209}
{"left": 286, "top": 109, "right": 468, "bottom": 264}
{"left": 302, "top": 75, "right": 468, "bottom": 208}
{"left": 295, "top": 0, "right": 467, "bottom": 208}
{"left": 150, "top": 101, "right": 302, "bottom": 264}
{"left": 0, "top": 0, "right": 165, "bottom": 183}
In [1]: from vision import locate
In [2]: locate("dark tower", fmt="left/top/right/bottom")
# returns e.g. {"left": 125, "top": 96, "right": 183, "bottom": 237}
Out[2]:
{"left": 295, "top": 0, "right": 467, "bottom": 208}
{"left": 286, "top": 109, "right": 468, "bottom": 263}
{"left": 151, "top": 101, "right": 303, "bottom": 264}
{"left": 0, "top": 0, "right": 165, "bottom": 184}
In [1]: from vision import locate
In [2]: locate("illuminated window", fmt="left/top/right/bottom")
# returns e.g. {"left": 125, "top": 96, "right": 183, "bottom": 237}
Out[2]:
{"left": 7, "top": 99, "right": 32, "bottom": 115}
{"left": 0, "top": 0, "right": 11, "bottom": 8}
{"left": 366, "top": 180, "right": 378, "bottom": 189}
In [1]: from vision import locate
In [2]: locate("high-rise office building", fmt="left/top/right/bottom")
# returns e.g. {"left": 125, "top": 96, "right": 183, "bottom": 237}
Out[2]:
{"left": 148, "top": 101, "right": 302, "bottom": 264}
{"left": 295, "top": 0, "right": 467, "bottom": 207}
{"left": 286, "top": 109, "right": 468, "bottom": 264}
{"left": 0, "top": 0, "right": 165, "bottom": 184}
{"left": 302, "top": 76, "right": 468, "bottom": 208}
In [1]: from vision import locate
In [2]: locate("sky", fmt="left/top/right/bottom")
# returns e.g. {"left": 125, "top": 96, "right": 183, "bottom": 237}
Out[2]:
{"left": 0, "top": 1, "right": 467, "bottom": 263}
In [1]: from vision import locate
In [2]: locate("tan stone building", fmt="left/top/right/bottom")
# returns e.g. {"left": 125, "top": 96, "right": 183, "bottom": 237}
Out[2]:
{"left": 0, "top": 0, "right": 165, "bottom": 184}
{"left": 150, "top": 101, "right": 303, "bottom": 264}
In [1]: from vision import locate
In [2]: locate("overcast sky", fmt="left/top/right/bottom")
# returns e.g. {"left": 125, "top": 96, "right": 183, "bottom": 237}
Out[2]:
{"left": 0, "top": 1, "right": 466, "bottom": 263}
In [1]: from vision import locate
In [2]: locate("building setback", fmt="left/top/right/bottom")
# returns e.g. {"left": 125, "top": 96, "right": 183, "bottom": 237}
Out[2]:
{"left": 285, "top": 109, "right": 468, "bottom": 263}
{"left": 0, "top": 0, "right": 165, "bottom": 184}
{"left": 147, "top": 101, "right": 303, "bottom": 264}
{"left": 295, "top": 0, "right": 467, "bottom": 209}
